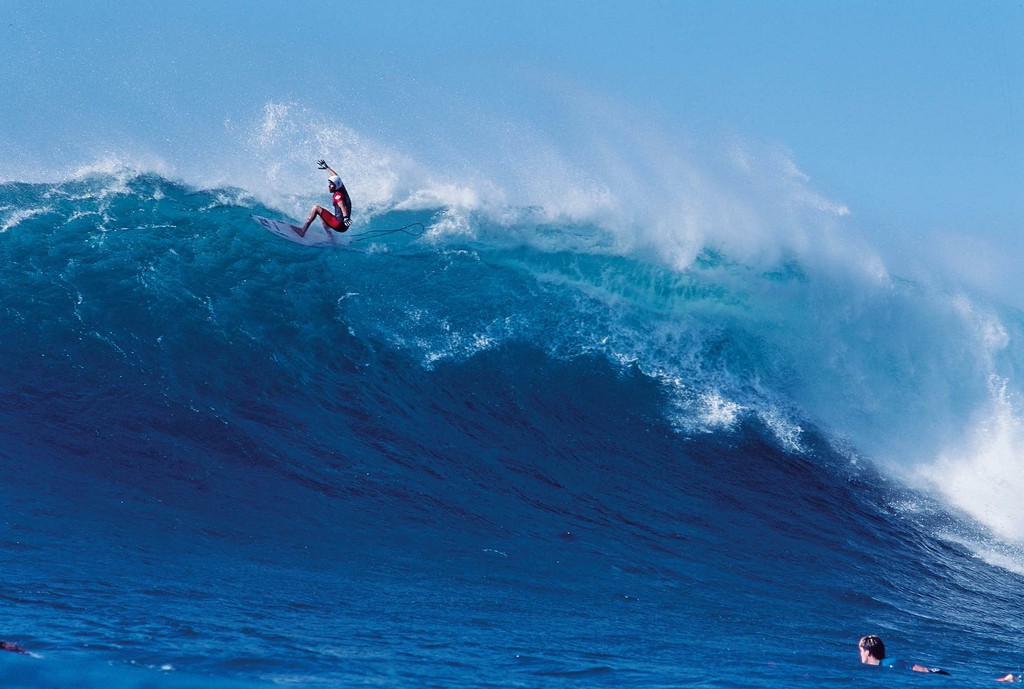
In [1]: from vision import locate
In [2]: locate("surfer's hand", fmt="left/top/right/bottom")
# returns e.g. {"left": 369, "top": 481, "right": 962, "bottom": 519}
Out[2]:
{"left": 317, "top": 159, "right": 329, "bottom": 170}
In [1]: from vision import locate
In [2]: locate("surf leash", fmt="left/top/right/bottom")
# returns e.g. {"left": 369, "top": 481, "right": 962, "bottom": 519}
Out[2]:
{"left": 348, "top": 222, "right": 426, "bottom": 243}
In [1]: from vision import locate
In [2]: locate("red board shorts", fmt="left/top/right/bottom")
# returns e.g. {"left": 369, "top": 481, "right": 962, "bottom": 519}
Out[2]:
{"left": 318, "top": 207, "right": 344, "bottom": 230}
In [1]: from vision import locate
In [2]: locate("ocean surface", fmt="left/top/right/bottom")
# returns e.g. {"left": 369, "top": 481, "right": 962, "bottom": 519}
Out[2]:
{"left": 3, "top": 169, "right": 1024, "bottom": 689}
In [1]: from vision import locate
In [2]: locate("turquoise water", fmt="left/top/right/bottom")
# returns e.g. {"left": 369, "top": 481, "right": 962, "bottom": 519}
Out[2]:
{"left": 2, "top": 175, "right": 1024, "bottom": 687}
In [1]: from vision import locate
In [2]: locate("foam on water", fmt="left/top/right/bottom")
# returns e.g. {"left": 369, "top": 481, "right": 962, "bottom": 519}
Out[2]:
{"left": 3, "top": 104, "right": 1024, "bottom": 688}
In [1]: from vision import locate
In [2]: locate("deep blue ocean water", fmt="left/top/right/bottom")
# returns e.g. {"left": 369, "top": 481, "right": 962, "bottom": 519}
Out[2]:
{"left": 3, "top": 174, "right": 1024, "bottom": 688}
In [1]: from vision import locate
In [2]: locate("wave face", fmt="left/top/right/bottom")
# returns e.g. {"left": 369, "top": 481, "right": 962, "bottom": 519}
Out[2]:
{"left": 3, "top": 174, "right": 1024, "bottom": 688}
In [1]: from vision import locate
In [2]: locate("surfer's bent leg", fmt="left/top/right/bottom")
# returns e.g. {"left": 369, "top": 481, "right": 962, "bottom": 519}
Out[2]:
{"left": 301, "top": 204, "right": 325, "bottom": 234}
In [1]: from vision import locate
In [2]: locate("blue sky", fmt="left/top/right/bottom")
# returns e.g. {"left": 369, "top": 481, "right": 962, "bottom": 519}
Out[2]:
{"left": 2, "top": 1, "right": 1022, "bottom": 242}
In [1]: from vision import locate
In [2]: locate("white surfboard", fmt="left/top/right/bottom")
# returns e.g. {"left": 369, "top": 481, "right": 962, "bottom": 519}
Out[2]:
{"left": 250, "top": 214, "right": 351, "bottom": 247}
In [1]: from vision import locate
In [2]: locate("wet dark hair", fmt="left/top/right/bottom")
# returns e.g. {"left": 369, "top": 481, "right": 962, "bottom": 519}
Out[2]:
{"left": 859, "top": 635, "right": 886, "bottom": 660}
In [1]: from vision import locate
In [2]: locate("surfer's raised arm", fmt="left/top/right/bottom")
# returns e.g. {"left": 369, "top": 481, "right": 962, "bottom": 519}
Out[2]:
{"left": 317, "top": 159, "right": 337, "bottom": 176}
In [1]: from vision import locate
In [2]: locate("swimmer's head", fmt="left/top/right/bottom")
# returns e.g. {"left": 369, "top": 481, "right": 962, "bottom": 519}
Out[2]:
{"left": 859, "top": 636, "right": 886, "bottom": 661}
{"left": 328, "top": 175, "right": 342, "bottom": 189}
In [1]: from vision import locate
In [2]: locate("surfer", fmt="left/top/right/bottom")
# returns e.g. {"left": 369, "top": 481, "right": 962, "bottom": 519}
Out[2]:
{"left": 0, "top": 640, "right": 29, "bottom": 655}
{"left": 299, "top": 159, "right": 352, "bottom": 237}
{"left": 858, "top": 636, "right": 949, "bottom": 675}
